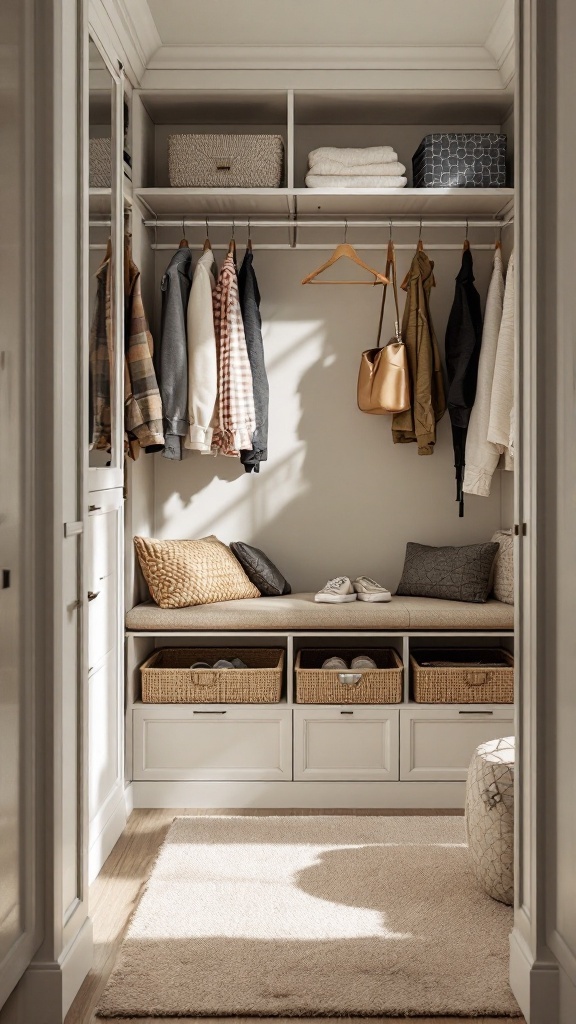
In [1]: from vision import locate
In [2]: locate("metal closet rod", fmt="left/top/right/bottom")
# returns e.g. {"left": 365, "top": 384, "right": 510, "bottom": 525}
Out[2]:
{"left": 142, "top": 217, "right": 513, "bottom": 230}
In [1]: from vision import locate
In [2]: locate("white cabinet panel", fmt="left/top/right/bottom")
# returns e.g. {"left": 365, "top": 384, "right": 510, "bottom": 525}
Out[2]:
{"left": 400, "top": 707, "right": 514, "bottom": 782}
{"left": 89, "top": 648, "right": 120, "bottom": 825}
{"left": 294, "top": 707, "right": 399, "bottom": 781}
{"left": 88, "top": 573, "right": 117, "bottom": 672}
{"left": 133, "top": 706, "right": 292, "bottom": 781}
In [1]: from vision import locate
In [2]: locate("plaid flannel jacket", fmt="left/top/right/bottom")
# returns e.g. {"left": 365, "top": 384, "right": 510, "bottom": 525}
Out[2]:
{"left": 89, "top": 240, "right": 164, "bottom": 460}
{"left": 124, "top": 243, "right": 164, "bottom": 460}
{"left": 211, "top": 254, "right": 256, "bottom": 456}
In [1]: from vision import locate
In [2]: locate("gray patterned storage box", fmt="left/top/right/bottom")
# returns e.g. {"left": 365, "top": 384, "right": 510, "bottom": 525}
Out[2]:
{"left": 412, "top": 133, "right": 507, "bottom": 188}
{"left": 168, "top": 133, "right": 284, "bottom": 188}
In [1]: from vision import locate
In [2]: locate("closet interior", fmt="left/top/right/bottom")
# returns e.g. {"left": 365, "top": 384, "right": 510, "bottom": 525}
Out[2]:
{"left": 86, "top": 5, "right": 516, "bottom": 882}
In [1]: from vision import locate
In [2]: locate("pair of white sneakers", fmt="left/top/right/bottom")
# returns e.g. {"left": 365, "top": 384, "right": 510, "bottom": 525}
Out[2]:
{"left": 315, "top": 575, "right": 392, "bottom": 604}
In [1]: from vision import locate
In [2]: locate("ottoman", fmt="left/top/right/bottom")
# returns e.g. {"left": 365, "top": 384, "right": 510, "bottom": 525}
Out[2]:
{"left": 465, "top": 735, "right": 515, "bottom": 905}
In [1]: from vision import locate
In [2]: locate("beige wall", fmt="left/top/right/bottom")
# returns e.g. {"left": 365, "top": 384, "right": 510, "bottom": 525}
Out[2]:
{"left": 149, "top": 244, "right": 512, "bottom": 594}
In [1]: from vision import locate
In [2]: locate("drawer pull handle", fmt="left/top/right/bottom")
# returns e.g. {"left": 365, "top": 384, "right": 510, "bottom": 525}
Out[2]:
{"left": 193, "top": 710, "right": 227, "bottom": 715}
{"left": 87, "top": 590, "right": 100, "bottom": 601}
{"left": 88, "top": 504, "right": 101, "bottom": 512}
{"left": 458, "top": 710, "right": 494, "bottom": 715}
{"left": 338, "top": 672, "right": 363, "bottom": 686}
{"left": 340, "top": 710, "right": 354, "bottom": 715}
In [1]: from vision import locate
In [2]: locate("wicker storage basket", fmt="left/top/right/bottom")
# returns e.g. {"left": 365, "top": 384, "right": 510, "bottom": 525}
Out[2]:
{"left": 140, "top": 647, "right": 284, "bottom": 703}
{"left": 412, "top": 133, "right": 507, "bottom": 188}
{"left": 411, "top": 648, "right": 514, "bottom": 704}
{"left": 295, "top": 649, "right": 403, "bottom": 705}
{"left": 168, "top": 133, "right": 284, "bottom": 188}
{"left": 89, "top": 137, "right": 111, "bottom": 187}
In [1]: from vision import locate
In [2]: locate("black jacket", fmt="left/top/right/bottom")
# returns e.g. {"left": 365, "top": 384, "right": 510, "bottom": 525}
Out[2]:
{"left": 444, "top": 246, "right": 483, "bottom": 515}
{"left": 238, "top": 250, "right": 269, "bottom": 473}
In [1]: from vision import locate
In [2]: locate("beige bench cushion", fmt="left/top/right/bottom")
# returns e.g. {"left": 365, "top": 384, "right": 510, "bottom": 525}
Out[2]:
{"left": 125, "top": 592, "right": 514, "bottom": 632}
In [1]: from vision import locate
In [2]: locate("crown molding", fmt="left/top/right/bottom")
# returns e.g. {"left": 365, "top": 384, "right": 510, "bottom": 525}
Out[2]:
{"left": 89, "top": 0, "right": 161, "bottom": 85}
{"left": 146, "top": 43, "right": 501, "bottom": 73}
{"left": 485, "top": 0, "right": 515, "bottom": 86}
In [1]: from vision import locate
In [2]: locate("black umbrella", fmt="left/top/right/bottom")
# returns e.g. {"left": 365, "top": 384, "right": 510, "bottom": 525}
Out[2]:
{"left": 444, "top": 243, "right": 483, "bottom": 516}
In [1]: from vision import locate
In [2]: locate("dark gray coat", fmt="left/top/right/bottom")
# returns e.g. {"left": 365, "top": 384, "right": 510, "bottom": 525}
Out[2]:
{"left": 154, "top": 246, "right": 192, "bottom": 460}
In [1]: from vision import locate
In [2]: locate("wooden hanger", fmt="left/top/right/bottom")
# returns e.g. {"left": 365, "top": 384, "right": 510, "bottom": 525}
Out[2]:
{"left": 463, "top": 220, "right": 470, "bottom": 251}
{"left": 228, "top": 221, "right": 237, "bottom": 264}
{"left": 302, "top": 243, "right": 389, "bottom": 286}
{"left": 247, "top": 219, "right": 253, "bottom": 253}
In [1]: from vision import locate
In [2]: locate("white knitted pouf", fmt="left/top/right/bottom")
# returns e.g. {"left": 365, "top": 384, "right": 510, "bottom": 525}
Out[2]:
{"left": 465, "top": 735, "right": 515, "bottom": 905}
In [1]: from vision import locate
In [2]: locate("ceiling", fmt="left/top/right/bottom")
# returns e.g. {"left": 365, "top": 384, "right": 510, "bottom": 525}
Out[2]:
{"left": 145, "top": 0, "right": 507, "bottom": 47}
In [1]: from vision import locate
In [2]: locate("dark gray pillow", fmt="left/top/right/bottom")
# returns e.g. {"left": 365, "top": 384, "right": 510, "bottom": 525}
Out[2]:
{"left": 396, "top": 541, "right": 499, "bottom": 604}
{"left": 230, "top": 542, "right": 291, "bottom": 597}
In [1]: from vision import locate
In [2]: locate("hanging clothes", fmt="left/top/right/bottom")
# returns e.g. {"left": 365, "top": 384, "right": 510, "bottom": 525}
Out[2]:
{"left": 487, "top": 250, "right": 515, "bottom": 463}
{"left": 444, "top": 245, "right": 483, "bottom": 516}
{"left": 238, "top": 248, "right": 269, "bottom": 473}
{"left": 211, "top": 253, "right": 256, "bottom": 457}
{"left": 184, "top": 248, "right": 219, "bottom": 454}
{"left": 153, "top": 246, "right": 192, "bottom": 460}
{"left": 463, "top": 245, "right": 505, "bottom": 497}
{"left": 89, "top": 240, "right": 113, "bottom": 451}
{"left": 124, "top": 239, "right": 164, "bottom": 460}
{"left": 391, "top": 245, "right": 446, "bottom": 454}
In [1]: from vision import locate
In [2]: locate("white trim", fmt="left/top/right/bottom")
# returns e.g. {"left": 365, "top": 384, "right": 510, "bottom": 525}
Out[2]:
{"left": 485, "top": 0, "right": 515, "bottom": 86}
{"left": 509, "top": 929, "right": 560, "bottom": 1024}
{"left": 146, "top": 43, "right": 500, "bottom": 72}
{"left": 131, "top": 780, "right": 467, "bottom": 809}
{"left": 88, "top": 782, "right": 127, "bottom": 883}
{"left": 0, "top": 919, "right": 94, "bottom": 1024}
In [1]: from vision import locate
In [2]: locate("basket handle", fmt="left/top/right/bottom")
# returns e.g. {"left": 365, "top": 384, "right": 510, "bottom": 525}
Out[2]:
{"left": 338, "top": 672, "right": 363, "bottom": 686}
{"left": 465, "top": 671, "right": 488, "bottom": 687}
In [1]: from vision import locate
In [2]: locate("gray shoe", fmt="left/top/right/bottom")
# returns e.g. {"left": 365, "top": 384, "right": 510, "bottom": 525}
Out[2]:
{"left": 352, "top": 576, "right": 392, "bottom": 602}
{"left": 350, "top": 655, "right": 377, "bottom": 670}
{"left": 322, "top": 656, "right": 348, "bottom": 670}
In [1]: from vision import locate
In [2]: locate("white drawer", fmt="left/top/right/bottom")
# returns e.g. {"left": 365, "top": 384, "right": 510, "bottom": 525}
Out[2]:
{"left": 400, "top": 707, "right": 514, "bottom": 782}
{"left": 294, "top": 707, "right": 399, "bottom": 781}
{"left": 133, "top": 706, "right": 292, "bottom": 781}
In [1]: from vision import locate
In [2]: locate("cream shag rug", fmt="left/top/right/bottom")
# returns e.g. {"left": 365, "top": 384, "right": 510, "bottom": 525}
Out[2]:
{"left": 97, "top": 815, "right": 520, "bottom": 1018}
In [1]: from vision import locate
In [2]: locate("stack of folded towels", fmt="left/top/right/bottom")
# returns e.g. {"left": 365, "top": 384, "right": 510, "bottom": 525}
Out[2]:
{"left": 305, "top": 145, "right": 407, "bottom": 189}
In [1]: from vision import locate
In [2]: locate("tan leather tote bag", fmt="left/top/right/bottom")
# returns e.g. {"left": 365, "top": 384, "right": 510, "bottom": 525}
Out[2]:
{"left": 357, "top": 240, "right": 410, "bottom": 415}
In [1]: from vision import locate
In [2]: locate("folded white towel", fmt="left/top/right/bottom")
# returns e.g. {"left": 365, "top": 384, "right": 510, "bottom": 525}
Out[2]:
{"left": 308, "top": 145, "right": 398, "bottom": 166}
{"left": 305, "top": 173, "right": 407, "bottom": 189}
{"left": 308, "top": 159, "right": 406, "bottom": 177}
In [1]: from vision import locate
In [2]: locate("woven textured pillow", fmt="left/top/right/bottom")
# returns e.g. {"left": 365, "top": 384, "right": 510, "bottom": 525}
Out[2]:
{"left": 491, "top": 530, "right": 514, "bottom": 605}
{"left": 230, "top": 542, "right": 291, "bottom": 597}
{"left": 134, "top": 536, "right": 260, "bottom": 609}
{"left": 396, "top": 541, "right": 499, "bottom": 604}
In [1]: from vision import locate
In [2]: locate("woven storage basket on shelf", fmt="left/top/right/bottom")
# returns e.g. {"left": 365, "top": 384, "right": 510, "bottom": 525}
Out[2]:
{"left": 295, "top": 649, "right": 403, "bottom": 705}
{"left": 89, "top": 137, "right": 111, "bottom": 187}
{"left": 140, "top": 647, "right": 284, "bottom": 704}
{"left": 411, "top": 648, "right": 514, "bottom": 703}
{"left": 168, "top": 133, "right": 284, "bottom": 188}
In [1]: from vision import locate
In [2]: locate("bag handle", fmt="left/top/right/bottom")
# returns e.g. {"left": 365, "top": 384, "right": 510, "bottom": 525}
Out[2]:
{"left": 376, "top": 240, "right": 402, "bottom": 349}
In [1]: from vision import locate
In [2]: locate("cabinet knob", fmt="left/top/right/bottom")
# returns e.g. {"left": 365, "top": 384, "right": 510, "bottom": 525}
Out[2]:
{"left": 87, "top": 590, "right": 100, "bottom": 602}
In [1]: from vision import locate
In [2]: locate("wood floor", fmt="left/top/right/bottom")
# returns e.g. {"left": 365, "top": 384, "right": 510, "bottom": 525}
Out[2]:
{"left": 65, "top": 808, "right": 524, "bottom": 1024}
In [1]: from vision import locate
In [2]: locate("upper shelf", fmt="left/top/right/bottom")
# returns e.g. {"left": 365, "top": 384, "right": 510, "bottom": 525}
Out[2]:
{"left": 134, "top": 187, "right": 514, "bottom": 220}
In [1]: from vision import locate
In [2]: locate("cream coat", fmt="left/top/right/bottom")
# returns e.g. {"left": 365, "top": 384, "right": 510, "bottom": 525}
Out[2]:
{"left": 463, "top": 247, "right": 505, "bottom": 496}
{"left": 185, "top": 249, "right": 219, "bottom": 453}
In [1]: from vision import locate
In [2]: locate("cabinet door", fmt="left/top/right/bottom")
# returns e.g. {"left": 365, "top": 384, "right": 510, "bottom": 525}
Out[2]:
{"left": 294, "top": 707, "right": 399, "bottom": 781}
{"left": 400, "top": 707, "right": 514, "bottom": 782}
{"left": 89, "top": 647, "right": 122, "bottom": 830}
{"left": 87, "top": 490, "right": 122, "bottom": 672}
{"left": 133, "top": 706, "right": 292, "bottom": 781}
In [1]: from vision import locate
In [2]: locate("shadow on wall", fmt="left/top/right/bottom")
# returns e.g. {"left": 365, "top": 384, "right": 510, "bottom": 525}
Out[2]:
{"left": 150, "top": 249, "right": 506, "bottom": 593}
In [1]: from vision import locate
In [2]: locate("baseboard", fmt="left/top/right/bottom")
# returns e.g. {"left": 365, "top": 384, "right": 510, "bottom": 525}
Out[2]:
{"left": 88, "top": 787, "right": 128, "bottom": 883}
{"left": 510, "top": 927, "right": 559, "bottom": 1023}
{"left": 131, "top": 780, "right": 466, "bottom": 808}
{"left": 0, "top": 918, "right": 93, "bottom": 1024}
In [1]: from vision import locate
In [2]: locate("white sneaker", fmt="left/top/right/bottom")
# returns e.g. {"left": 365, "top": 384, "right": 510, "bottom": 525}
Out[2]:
{"left": 322, "top": 656, "right": 348, "bottom": 669}
{"left": 352, "top": 577, "right": 392, "bottom": 602}
{"left": 314, "top": 577, "right": 357, "bottom": 603}
{"left": 351, "top": 655, "right": 377, "bottom": 670}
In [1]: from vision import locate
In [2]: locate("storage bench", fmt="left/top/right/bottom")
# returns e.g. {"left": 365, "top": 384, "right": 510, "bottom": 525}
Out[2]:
{"left": 126, "top": 593, "right": 514, "bottom": 807}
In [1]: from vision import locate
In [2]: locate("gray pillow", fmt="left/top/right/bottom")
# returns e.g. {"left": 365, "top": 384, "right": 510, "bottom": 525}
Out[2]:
{"left": 396, "top": 541, "right": 499, "bottom": 604}
{"left": 491, "top": 530, "right": 514, "bottom": 604}
{"left": 230, "top": 542, "right": 291, "bottom": 598}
